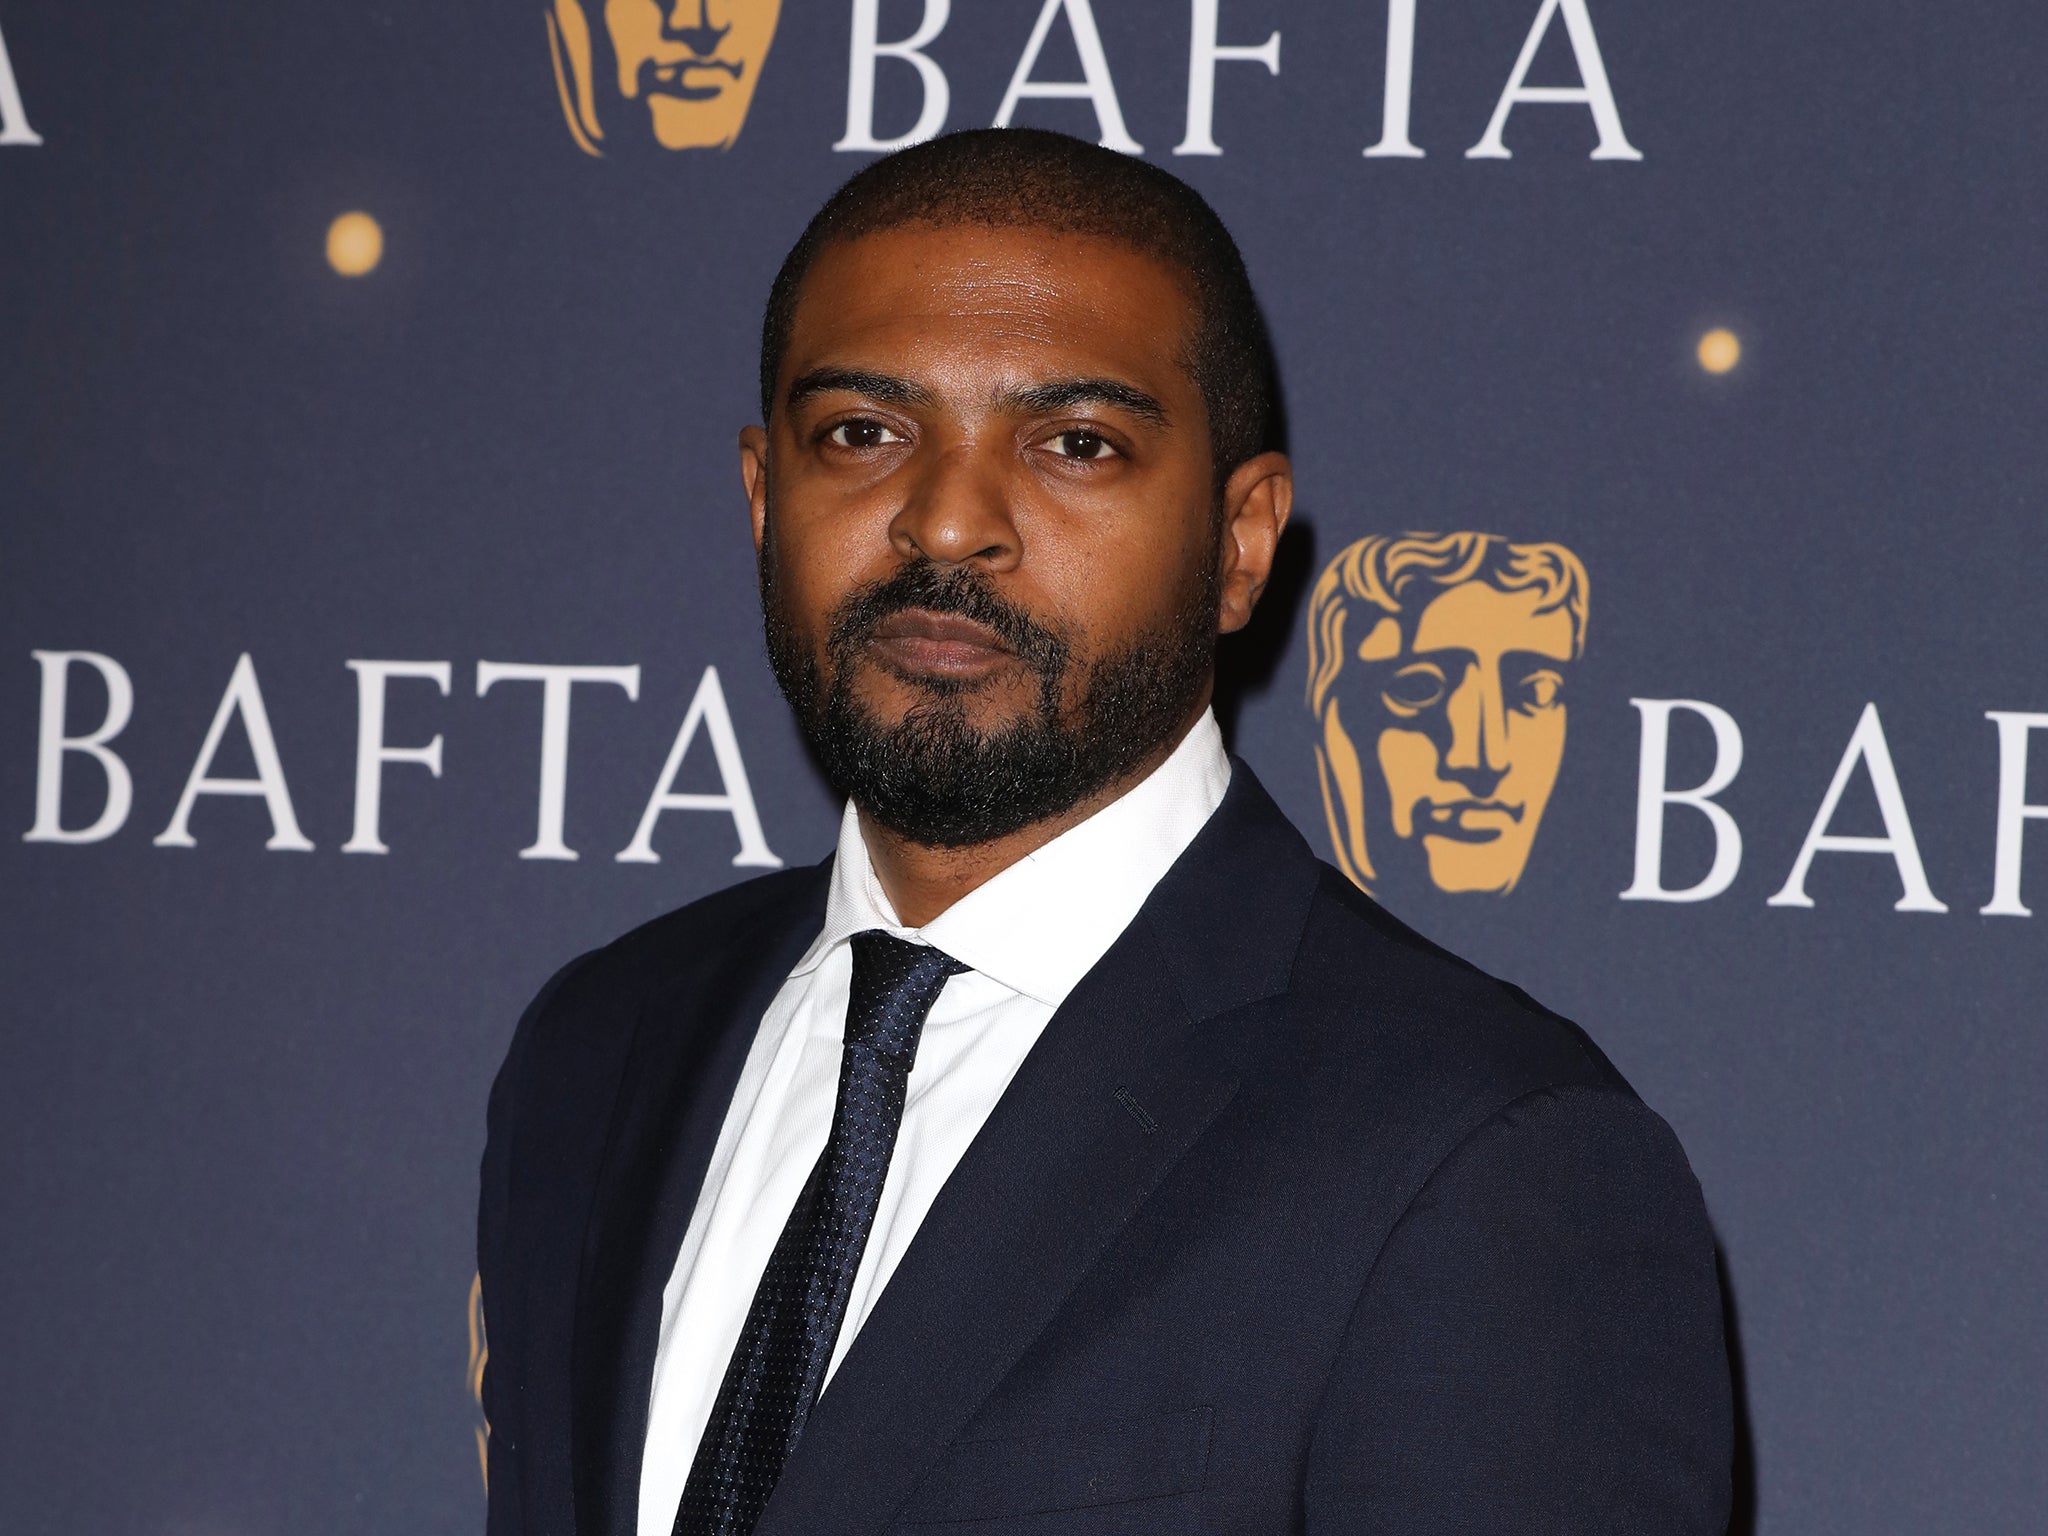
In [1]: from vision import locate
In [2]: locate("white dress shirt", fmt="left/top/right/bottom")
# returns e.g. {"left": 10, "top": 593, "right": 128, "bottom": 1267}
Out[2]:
{"left": 633, "top": 709, "right": 1232, "bottom": 1536}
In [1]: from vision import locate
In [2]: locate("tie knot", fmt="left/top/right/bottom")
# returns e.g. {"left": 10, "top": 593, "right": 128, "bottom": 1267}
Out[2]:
{"left": 845, "top": 930, "right": 968, "bottom": 1059}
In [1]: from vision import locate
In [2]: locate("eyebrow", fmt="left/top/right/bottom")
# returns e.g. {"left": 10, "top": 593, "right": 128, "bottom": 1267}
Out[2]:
{"left": 783, "top": 367, "right": 1170, "bottom": 428}
{"left": 1002, "top": 377, "right": 1170, "bottom": 427}
{"left": 784, "top": 367, "right": 938, "bottom": 411}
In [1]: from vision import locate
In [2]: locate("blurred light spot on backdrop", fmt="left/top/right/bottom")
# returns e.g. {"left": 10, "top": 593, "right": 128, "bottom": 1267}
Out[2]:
{"left": 326, "top": 211, "right": 383, "bottom": 277}
{"left": 1696, "top": 327, "right": 1740, "bottom": 374}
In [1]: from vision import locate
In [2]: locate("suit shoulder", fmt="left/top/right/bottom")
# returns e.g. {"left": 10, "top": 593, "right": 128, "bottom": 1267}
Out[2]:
{"left": 1286, "top": 864, "right": 1632, "bottom": 1111}
{"left": 587, "top": 861, "right": 828, "bottom": 985}
{"left": 515, "top": 862, "right": 827, "bottom": 1044}
{"left": 487, "top": 862, "right": 828, "bottom": 1155}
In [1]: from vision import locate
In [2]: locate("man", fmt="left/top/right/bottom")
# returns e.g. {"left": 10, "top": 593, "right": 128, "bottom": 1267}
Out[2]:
{"left": 479, "top": 129, "right": 1732, "bottom": 1536}
{"left": 546, "top": 0, "right": 781, "bottom": 155}
{"left": 1305, "top": 531, "right": 1588, "bottom": 895}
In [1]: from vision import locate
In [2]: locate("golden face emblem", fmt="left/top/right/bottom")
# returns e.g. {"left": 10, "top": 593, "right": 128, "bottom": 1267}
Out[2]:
{"left": 547, "top": 0, "right": 782, "bottom": 154}
{"left": 468, "top": 1273, "right": 489, "bottom": 1488}
{"left": 1306, "top": 533, "right": 1589, "bottom": 896}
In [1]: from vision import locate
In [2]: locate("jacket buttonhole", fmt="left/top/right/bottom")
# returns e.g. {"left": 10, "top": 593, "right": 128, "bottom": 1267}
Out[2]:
{"left": 1114, "top": 1086, "right": 1158, "bottom": 1134}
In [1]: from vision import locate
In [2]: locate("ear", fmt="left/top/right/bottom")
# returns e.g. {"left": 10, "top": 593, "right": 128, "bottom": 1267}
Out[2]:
{"left": 1215, "top": 451, "right": 1294, "bottom": 634}
{"left": 740, "top": 424, "right": 770, "bottom": 554}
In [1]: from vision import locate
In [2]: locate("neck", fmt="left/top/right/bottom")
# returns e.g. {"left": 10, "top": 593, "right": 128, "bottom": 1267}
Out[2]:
{"left": 859, "top": 700, "right": 1210, "bottom": 928}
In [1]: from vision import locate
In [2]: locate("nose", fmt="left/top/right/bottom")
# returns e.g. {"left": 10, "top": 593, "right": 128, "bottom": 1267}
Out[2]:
{"left": 887, "top": 446, "right": 1021, "bottom": 572}
{"left": 1440, "top": 661, "right": 1511, "bottom": 796}
{"left": 664, "top": 0, "right": 730, "bottom": 55}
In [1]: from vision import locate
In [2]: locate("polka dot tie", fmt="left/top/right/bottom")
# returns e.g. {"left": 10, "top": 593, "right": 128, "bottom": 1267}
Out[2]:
{"left": 672, "top": 931, "right": 969, "bottom": 1536}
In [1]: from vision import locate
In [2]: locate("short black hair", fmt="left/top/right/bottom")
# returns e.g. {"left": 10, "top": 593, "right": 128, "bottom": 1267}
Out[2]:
{"left": 760, "top": 128, "right": 1276, "bottom": 480}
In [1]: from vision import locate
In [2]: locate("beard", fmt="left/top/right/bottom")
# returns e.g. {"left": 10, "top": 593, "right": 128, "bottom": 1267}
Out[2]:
{"left": 762, "top": 540, "right": 1220, "bottom": 849}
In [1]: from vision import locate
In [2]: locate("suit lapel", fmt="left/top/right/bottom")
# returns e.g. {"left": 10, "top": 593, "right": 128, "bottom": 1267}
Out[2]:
{"left": 571, "top": 869, "right": 830, "bottom": 1536}
{"left": 755, "top": 766, "right": 1321, "bottom": 1536}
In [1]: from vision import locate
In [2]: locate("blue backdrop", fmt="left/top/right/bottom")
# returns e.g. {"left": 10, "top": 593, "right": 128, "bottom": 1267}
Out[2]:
{"left": 4, "top": 2, "right": 2045, "bottom": 1531}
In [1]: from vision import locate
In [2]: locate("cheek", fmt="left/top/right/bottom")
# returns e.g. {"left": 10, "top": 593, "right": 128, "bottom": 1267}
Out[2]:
{"left": 1504, "top": 710, "right": 1568, "bottom": 788}
{"left": 730, "top": 0, "right": 781, "bottom": 55}
{"left": 1022, "top": 505, "right": 1210, "bottom": 642}
{"left": 768, "top": 489, "right": 894, "bottom": 610}
{"left": 1376, "top": 730, "right": 1441, "bottom": 814}
{"left": 761, "top": 529, "right": 848, "bottom": 648}
{"left": 606, "top": 1, "right": 657, "bottom": 64}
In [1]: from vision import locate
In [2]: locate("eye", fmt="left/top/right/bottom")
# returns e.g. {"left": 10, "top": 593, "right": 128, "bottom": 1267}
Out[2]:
{"left": 1381, "top": 663, "right": 1447, "bottom": 715}
{"left": 1045, "top": 428, "right": 1119, "bottom": 461}
{"left": 1515, "top": 669, "right": 1565, "bottom": 711}
{"left": 826, "top": 418, "right": 904, "bottom": 450}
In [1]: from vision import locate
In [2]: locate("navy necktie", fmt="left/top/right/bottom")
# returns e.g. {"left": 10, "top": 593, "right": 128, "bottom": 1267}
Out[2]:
{"left": 672, "top": 930, "right": 968, "bottom": 1536}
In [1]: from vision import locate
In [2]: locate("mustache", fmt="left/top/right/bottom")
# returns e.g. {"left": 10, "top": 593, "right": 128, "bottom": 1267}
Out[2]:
{"left": 827, "top": 561, "right": 1069, "bottom": 679}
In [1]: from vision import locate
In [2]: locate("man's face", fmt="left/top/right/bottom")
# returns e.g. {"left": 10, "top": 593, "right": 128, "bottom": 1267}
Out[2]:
{"left": 604, "top": 0, "right": 780, "bottom": 149}
{"left": 1338, "top": 582, "right": 1573, "bottom": 893}
{"left": 745, "top": 224, "right": 1277, "bottom": 847}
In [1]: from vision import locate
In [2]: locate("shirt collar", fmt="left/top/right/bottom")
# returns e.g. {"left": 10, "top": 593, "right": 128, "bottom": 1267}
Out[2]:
{"left": 792, "top": 709, "right": 1232, "bottom": 1008}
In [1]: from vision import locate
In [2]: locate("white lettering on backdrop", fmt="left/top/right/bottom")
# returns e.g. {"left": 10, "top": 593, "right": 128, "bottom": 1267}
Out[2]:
{"left": 0, "top": 16, "right": 42, "bottom": 147}
{"left": 617, "top": 666, "right": 782, "bottom": 869}
{"left": 23, "top": 654, "right": 2041, "bottom": 912}
{"left": 835, "top": 0, "right": 951, "bottom": 153}
{"left": 1466, "top": 0, "right": 1640, "bottom": 161}
{"left": 1768, "top": 703, "right": 1947, "bottom": 913}
{"left": 343, "top": 661, "right": 453, "bottom": 856}
{"left": 24, "top": 650, "right": 134, "bottom": 844}
{"left": 1620, "top": 698, "right": 1745, "bottom": 903}
{"left": 475, "top": 661, "right": 642, "bottom": 862}
{"left": 833, "top": 1, "right": 1638, "bottom": 162}
{"left": 996, "top": 0, "right": 1142, "bottom": 154}
{"left": 24, "top": 653, "right": 785, "bottom": 866}
{"left": 1980, "top": 712, "right": 2048, "bottom": 917}
{"left": 1175, "top": 0, "right": 1280, "bottom": 156}
{"left": 155, "top": 653, "right": 314, "bottom": 851}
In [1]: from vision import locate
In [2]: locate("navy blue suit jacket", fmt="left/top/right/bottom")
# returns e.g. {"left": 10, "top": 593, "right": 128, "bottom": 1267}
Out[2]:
{"left": 478, "top": 764, "right": 1733, "bottom": 1534}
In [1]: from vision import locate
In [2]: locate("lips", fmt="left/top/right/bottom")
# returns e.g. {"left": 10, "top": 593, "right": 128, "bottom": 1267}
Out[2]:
{"left": 1423, "top": 799, "right": 1523, "bottom": 842}
{"left": 866, "top": 609, "right": 1017, "bottom": 680}
{"left": 651, "top": 58, "right": 742, "bottom": 83}
{"left": 640, "top": 57, "right": 743, "bottom": 101}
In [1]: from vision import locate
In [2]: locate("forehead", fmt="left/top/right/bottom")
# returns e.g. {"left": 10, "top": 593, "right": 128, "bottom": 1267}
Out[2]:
{"left": 782, "top": 224, "right": 1200, "bottom": 403}
{"left": 1410, "top": 582, "right": 1575, "bottom": 661}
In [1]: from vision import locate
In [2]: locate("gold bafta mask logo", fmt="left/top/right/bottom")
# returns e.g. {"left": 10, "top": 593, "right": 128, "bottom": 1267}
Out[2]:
{"left": 468, "top": 1273, "right": 490, "bottom": 1488}
{"left": 546, "top": 0, "right": 782, "bottom": 154}
{"left": 1305, "top": 532, "right": 1589, "bottom": 896}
